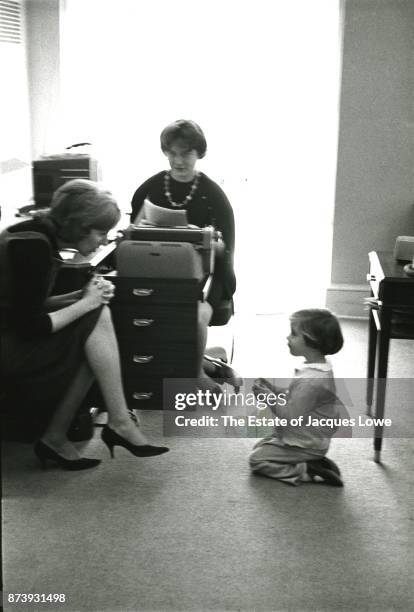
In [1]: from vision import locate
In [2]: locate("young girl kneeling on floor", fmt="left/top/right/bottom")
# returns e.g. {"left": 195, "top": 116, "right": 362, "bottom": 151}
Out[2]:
{"left": 249, "top": 309, "right": 344, "bottom": 487}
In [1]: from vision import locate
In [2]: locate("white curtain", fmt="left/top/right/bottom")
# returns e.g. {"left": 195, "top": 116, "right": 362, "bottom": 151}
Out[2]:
{"left": 60, "top": 0, "right": 340, "bottom": 314}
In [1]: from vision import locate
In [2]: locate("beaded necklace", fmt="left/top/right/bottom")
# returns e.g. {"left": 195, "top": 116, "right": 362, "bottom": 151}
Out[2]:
{"left": 164, "top": 171, "right": 200, "bottom": 208}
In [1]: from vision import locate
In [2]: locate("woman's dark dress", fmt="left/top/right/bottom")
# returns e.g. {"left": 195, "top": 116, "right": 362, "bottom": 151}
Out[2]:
{"left": 0, "top": 217, "right": 101, "bottom": 425}
{"left": 131, "top": 171, "right": 236, "bottom": 312}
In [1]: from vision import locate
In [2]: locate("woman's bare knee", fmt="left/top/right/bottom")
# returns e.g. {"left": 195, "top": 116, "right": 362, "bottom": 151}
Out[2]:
{"left": 86, "top": 306, "right": 116, "bottom": 349}
{"left": 96, "top": 305, "right": 113, "bottom": 328}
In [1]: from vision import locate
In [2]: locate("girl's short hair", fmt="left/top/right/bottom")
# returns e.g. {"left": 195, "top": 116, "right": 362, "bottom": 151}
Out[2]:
{"left": 48, "top": 179, "right": 121, "bottom": 242}
{"left": 290, "top": 309, "right": 344, "bottom": 355}
{"left": 160, "top": 120, "right": 207, "bottom": 158}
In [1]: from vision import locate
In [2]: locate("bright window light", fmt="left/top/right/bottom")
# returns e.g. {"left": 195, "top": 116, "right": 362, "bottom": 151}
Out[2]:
{"left": 60, "top": 0, "right": 341, "bottom": 314}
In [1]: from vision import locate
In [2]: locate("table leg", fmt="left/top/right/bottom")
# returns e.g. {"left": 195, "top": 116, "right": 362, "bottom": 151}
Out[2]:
{"left": 373, "top": 308, "right": 391, "bottom": 462}
{"left": 366, "top": 306, "right": 377, "bottom": 416}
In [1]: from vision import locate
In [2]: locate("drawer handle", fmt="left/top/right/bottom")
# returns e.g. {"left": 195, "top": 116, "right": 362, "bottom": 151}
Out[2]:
{"left": 366, "top": 274, "right": 376, "bottom": 282}
{"left": 132, "top": 288, "right": 154, "bottom": 297}
{"left": 133, "top": 318, "right": 154, "bottom": 327}
{"left": 132, "top": 392, "right": 153, "bottom": 400}
{"left": 60, "top": 168, "right": 89, "bottom": 172}
{"left": 133, "top": 355, "right": 154, "bottom": 364}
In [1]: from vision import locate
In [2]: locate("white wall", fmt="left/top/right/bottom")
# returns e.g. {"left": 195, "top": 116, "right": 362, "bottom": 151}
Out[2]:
{"left": 326, "top": 0, "right": 414, "bottom": 317}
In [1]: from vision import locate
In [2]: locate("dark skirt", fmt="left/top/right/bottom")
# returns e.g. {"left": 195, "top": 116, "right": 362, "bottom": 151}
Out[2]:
{"left": 206, "top": 256, "right": 236, "bottom": 325}
{"left": 1, "top": 308, "right": 102, "bottom": 425}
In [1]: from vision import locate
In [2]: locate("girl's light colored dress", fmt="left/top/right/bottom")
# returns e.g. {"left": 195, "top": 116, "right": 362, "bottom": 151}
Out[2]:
{"left": 249, "top": 362, "right": 343, "bottom": 485}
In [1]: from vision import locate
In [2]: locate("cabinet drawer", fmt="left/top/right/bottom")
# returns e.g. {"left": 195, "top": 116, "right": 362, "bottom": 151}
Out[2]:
{"left": 112, "top": 277, "right": 201, "bottom": 304}
{"left": 120, "top": 344, "right": 198, "bottom": 377}
{"left": 122, "top": 376, "right": 201, "bottom": 410}
{"left": 111, "top": 305, "right": 197, "bottom": 341}
{"left": 123, "top": 378, "right": 164, "bottom": 410}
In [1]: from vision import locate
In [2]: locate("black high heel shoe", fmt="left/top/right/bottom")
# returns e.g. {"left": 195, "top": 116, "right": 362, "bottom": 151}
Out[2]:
{"left": 101, "top": 425, "right": 169, "bottom": 458}
{"left": 34, "top": 440, "right": 101, "bottom": 471}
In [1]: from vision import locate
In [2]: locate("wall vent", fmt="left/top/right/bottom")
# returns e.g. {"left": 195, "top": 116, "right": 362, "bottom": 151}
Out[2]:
{"left": 0, "top": 0, "right": 21, "bottom": 44}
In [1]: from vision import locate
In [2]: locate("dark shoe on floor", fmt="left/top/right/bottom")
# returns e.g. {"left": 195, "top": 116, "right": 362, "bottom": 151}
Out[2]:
{"left": 34, "top": 440, "right": 101, "bottom": 471}
{"left": 317, "top": 456, "right": 341, "bottom": 476}
{"left": 101, "top": 425, "right": 169, "bottom": 459}
{"left": 307, "top": 460, "right": 344, "bottom": 487}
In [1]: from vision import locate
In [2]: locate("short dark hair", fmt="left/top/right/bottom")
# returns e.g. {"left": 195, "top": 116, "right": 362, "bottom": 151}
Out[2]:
{"left": 290, "top": 309, "right": 344, "bottom": 355}
{"left": 48, "top": 179, "right": 121, "bottom": 242}
{"left": 160, "top": 120, "right": 207, "bottom": 158}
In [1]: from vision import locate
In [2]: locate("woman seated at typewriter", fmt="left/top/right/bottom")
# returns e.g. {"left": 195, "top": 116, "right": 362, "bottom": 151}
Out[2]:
{"left": 0, "top": 179, "right": 169, "bottom": 471}
{"left": 131, "top": 119, "right": 241, "bottom": 390}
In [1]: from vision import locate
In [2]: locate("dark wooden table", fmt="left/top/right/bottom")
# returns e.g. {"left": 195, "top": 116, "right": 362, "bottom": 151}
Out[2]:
{"left": 366, "top": 251, "right": 414, "bottom": 461}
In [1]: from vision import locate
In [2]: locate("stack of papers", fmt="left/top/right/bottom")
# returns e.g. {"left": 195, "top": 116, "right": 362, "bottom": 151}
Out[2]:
{"left": 142, "top": 199, "right": 188, "bottom": 227}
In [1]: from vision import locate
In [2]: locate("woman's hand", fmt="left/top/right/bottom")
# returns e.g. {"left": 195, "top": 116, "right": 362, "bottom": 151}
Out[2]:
{"left": 83, "top": 275, "right": 115, "bottom": 307}
{"left": 49, "top": 277, "right": 114, "bottom": 332}
{"left": 252, "top": 378, "right": 274, "bottom": 397}
{"left": 98, "top": 277, "right": 115, "bottom": 304}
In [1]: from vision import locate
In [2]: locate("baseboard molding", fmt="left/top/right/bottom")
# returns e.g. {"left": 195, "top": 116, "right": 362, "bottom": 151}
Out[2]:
{"left": 326, "top": 284, "right": 369, "bottom": 319}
